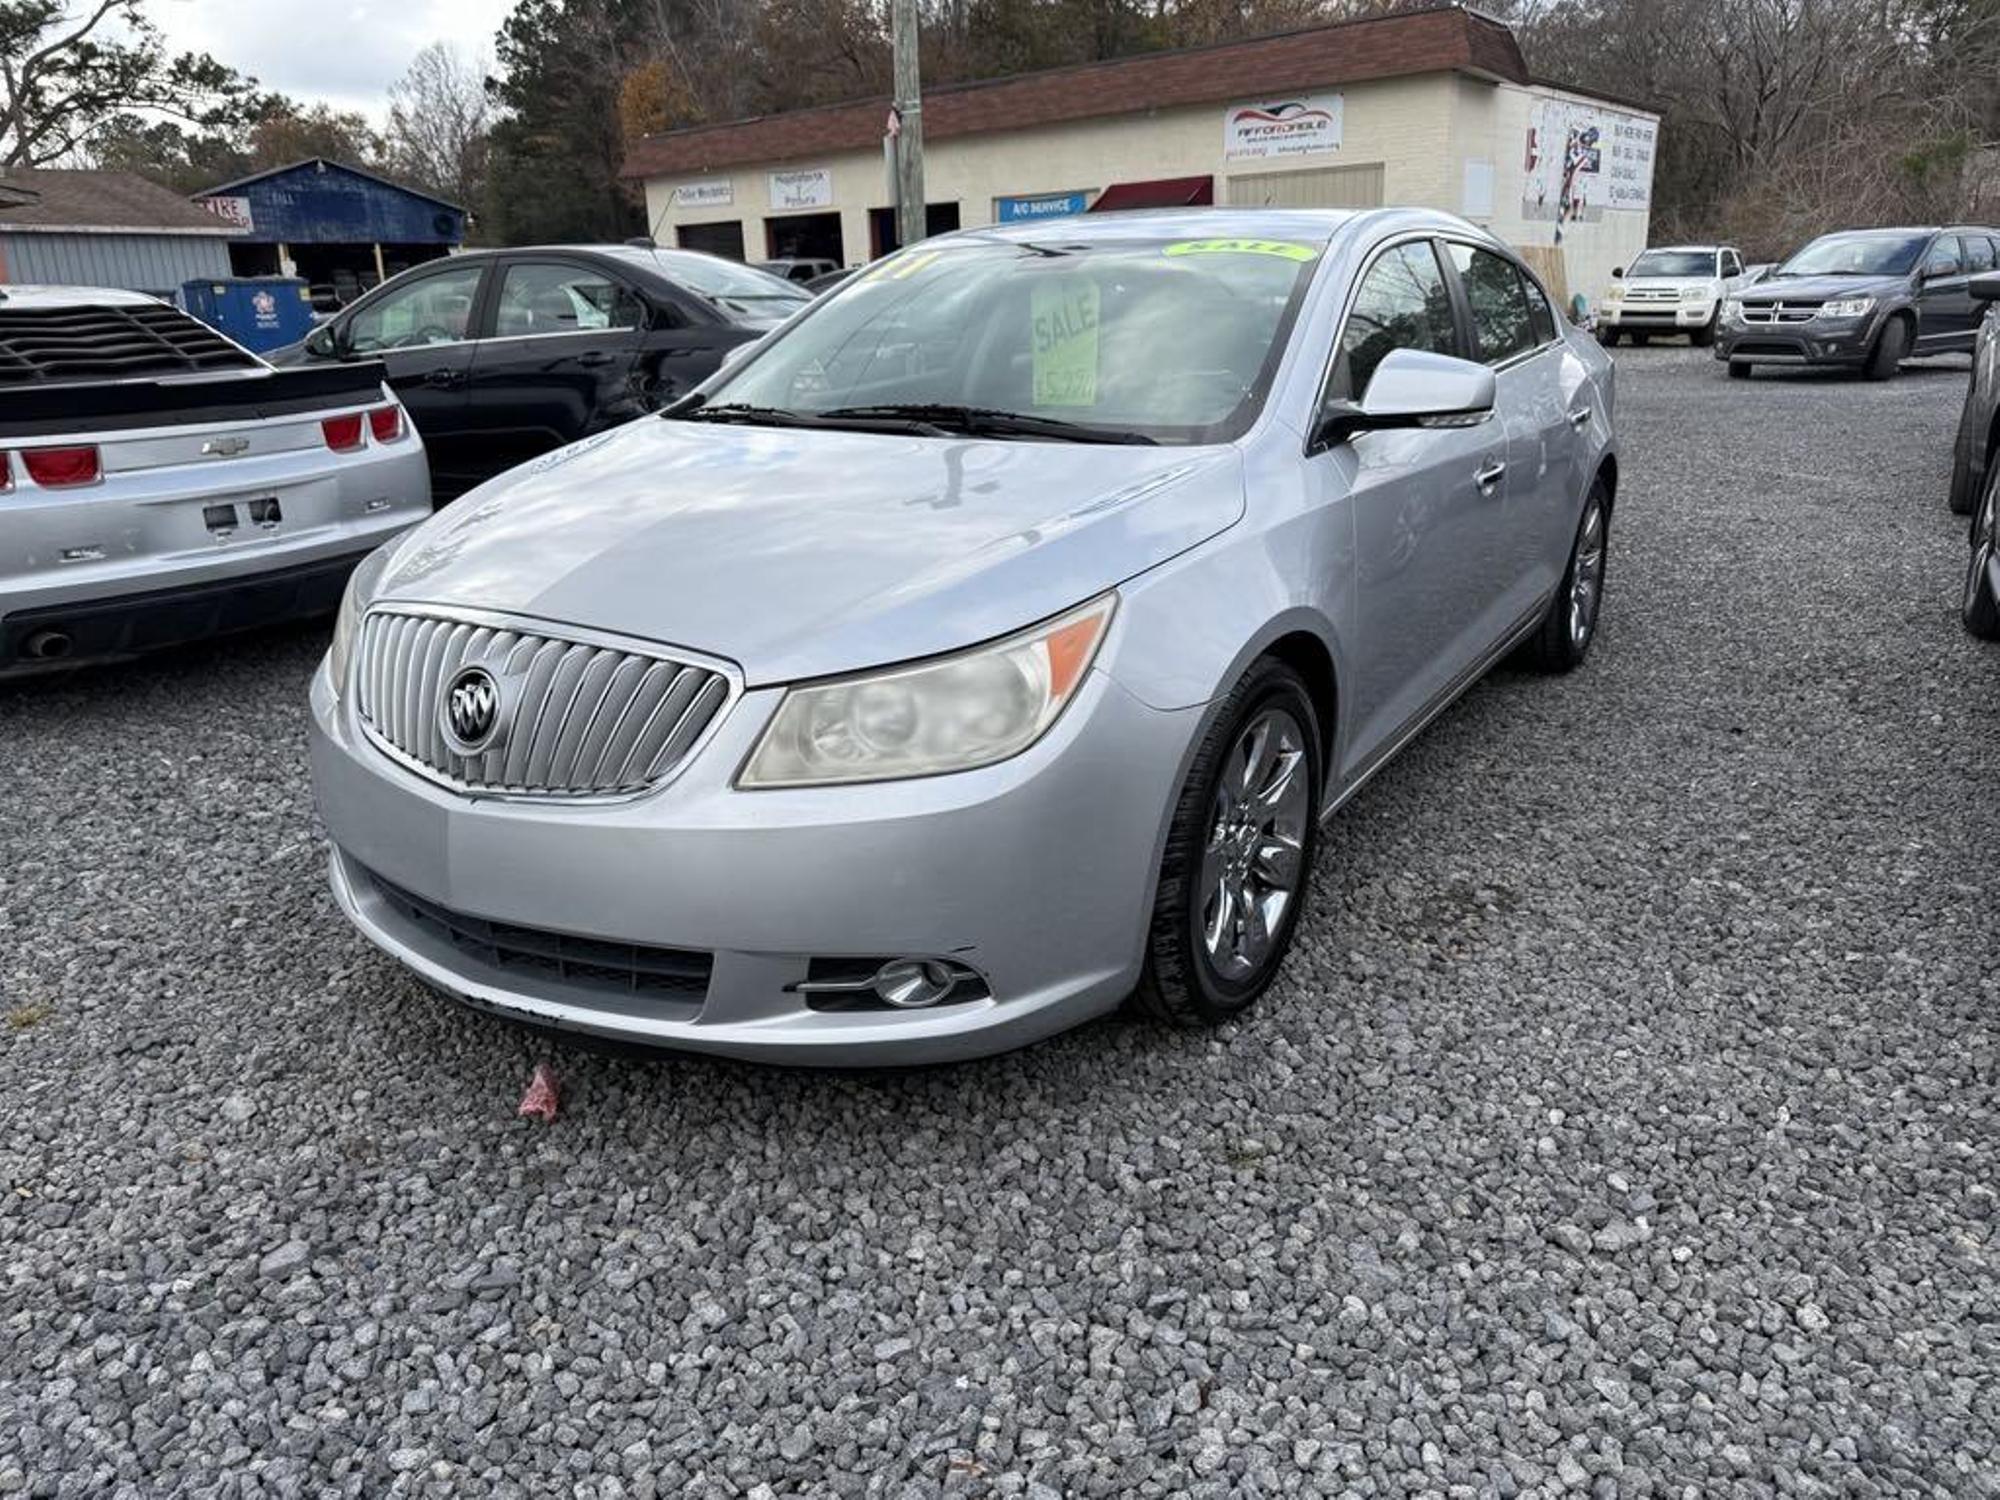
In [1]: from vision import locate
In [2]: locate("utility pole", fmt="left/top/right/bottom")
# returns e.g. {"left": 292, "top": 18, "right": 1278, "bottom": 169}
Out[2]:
{"left": 891, "top": 0, "right": 926, "bottom": 252}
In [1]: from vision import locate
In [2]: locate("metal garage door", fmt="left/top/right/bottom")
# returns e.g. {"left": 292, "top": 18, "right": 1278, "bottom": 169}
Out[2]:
{"left": 1223, "top": 164, "right": 1386, "bottom": 210}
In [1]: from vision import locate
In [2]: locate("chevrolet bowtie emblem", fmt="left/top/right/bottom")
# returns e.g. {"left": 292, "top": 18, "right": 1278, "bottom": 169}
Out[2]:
{"left": 201, "top": 436, "right": 250, "bottom": 457}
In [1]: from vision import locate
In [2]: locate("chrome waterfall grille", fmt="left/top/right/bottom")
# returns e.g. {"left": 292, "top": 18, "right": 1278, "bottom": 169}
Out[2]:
{"left": 355, "top": 608, "right": 734, "bottom": 798}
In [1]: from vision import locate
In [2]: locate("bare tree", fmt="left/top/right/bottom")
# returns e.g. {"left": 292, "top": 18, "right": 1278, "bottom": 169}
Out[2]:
{"left": 385, "top": 41, "right": 492, "bottom": 206}
{"left": 0, "top": 0, "right": 252, "bottom": 167}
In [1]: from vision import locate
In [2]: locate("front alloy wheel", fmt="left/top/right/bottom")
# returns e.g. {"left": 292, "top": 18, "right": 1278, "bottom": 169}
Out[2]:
{"left": 1964, "top": 462, "right": 2000, "bottom": 639}
{"left": 1199, "top": 708, "right": 1312, "bottom": 983}
{"left": 1136, "top": 659, "right": 1321, "bottom": 1027}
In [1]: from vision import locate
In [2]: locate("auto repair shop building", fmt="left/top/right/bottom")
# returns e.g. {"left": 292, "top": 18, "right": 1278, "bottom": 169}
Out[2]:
{"left": 624, "top": 4, "right": 1659, "bottom": 304}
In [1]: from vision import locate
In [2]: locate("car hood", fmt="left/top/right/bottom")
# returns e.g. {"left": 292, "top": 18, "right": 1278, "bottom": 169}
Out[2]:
{"left": 1742, "top": 273, "right": 1906, "bottom": 302}
{"left": 1623, "top": 277, "right": 1716, "bottom": 293}
{"left": 374, "top": 416, "right": 1243, "bottom": 684}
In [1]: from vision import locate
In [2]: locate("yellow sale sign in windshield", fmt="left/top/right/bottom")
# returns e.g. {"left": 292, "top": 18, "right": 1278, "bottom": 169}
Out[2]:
{"left": 1032, "top": 280, "right": 1100, "bottom": 406}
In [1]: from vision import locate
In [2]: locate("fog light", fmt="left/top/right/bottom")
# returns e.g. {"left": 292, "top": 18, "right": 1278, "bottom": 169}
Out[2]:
{"left": 794, "top": 955, "right": 988, "bottom": 1010}
{"left": 872, "top": 959, "right": 958, "bottom": 1009}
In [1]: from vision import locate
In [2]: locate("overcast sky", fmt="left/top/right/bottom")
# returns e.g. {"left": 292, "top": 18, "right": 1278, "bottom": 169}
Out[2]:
{"left": 146, "top": 0, "right": 519, "bottom": 119}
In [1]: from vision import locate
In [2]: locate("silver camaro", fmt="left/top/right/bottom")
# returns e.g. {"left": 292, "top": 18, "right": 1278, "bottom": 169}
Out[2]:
{"left": 308, "top": 208, "right": 1618, "bottom": 1063}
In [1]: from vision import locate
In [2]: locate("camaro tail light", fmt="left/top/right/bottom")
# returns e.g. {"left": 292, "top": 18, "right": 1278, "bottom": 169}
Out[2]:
{"left": 21, "top": 445, "right": 101, "bottom": 487}
{"left": 322, "top": 414, "right": 365, "bottom": 452}
{"left": 367, "top": 404, "right": 405, "bottom": 443}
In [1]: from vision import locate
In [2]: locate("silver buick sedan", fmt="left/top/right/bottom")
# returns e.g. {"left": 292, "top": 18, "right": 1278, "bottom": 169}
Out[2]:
{"left": 309, "top": 208, "right": 1618, "bottom": 1064}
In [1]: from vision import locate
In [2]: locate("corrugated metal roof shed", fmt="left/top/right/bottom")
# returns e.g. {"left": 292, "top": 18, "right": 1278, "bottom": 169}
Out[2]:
{"left": 192, "top": 159, "right": 466, "bottom": 246}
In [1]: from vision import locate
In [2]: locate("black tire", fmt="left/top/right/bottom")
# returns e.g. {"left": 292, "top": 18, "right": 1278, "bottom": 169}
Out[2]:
{"left": 1727, "top": 360, "right": 1752, "bottom": 380}
{"left": 1964, "top": 461, "right": 2000, "bottom": 639}
{"left": 1522, "top": 479, "right": 1611, "bottom": 672}
{"left": 1596, "top": 326, "right": 1620, "bottom": 347}
{"left": 1690, "top": 317, "right": 1717, "bottom": 348}
{"left": 1865, "top": 316, "right": 1910, "bottom": 381}
{"left": 1947, "top": 404, "right": 1984, "bottom": 515}
{"left": 1135, "top": 659, "right": 1322, "bottom": 1028}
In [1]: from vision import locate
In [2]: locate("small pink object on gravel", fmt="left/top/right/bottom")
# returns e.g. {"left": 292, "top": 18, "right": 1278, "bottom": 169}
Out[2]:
{"left": 517, "top": 1064, "right": 560, "bottom": 1122}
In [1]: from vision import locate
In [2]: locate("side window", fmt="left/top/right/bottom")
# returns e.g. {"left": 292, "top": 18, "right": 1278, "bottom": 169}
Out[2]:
{"left": 1721, "top": 250, "right": 1743, "bottom": 278}
{"left": 1961, "top": 236, "right": 1995, "bottom": 275}
{"left": 345, "top": 265, "right": 484, "bottom": 353}
{"left": 1521, "top": 271, "right": 1558, "bottom": 343}
{"left": 494, "top": 262, "right": 644, "bottom": 338}
{"left": 1925, "top": 238, "right": 1963, "bottom": 279}
{"left": 1447, "top": 243, "right": 1538, "bottom": 365}
{"left": 1332, "top": 240, "right": 1458, "bottom": 400}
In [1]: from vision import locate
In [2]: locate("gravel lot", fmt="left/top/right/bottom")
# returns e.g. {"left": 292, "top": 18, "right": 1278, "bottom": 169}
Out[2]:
{"left": 4, "top": 344, "right": 1998, "bottom": 1498}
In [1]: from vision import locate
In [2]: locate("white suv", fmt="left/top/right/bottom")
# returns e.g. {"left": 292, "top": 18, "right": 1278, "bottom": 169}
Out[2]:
{"left": 1598, "top": 245, "right": 1751, "bottom": 347}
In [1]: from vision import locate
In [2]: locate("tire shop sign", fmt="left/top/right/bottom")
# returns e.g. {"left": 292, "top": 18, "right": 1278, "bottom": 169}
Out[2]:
{"left": 1223, "top": 93, "right": 1344, "bottom": 161}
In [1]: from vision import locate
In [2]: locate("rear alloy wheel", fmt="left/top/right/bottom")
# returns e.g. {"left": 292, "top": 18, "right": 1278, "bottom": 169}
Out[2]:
{"left": 1865, "top": 316, "right": 1910, "bottom": 381}
{"left": 1136, "top": 660, "right": 1320, "bottom": 1028}
{"left": 1963, "top": 462, "right": 2000, "bottom": 639}
{"left": 1523, "top": 482, "right": 1611, "bottom": 672}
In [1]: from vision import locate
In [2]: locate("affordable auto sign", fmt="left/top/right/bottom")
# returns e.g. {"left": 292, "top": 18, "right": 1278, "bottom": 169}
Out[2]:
{"left": 1223, "top": 93, "right": 1344, "bottom": 161}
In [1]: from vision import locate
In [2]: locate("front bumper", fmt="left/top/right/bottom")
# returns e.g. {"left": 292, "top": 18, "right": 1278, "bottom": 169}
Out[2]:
{"left": 1602, "top": 300, "right": 1714, "bottom": 331}
{"left": 1714, "top": 315, "right": 1878, "bottom": 366}
{"left": 309, "top": 656, "right": 1204, "bottom": 1064}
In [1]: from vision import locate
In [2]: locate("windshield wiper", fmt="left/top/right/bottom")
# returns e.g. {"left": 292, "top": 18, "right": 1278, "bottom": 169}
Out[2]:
{"left": 817, "top": 403, "right": 1159, "bottom": 445}
{"left": 669, "top": 399, "right": 950, "bottom": 437}
{"left": 674, "top": 401, "right": 826, "bottom": 428}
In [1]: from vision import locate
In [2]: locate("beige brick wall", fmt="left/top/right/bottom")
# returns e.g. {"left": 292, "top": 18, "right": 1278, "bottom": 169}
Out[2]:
{"left": 639, "top": 71, "right": 1657, "bottom": 307}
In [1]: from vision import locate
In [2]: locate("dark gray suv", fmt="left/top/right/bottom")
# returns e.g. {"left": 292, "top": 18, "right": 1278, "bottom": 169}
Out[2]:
{"left": 1716, "top": 226, "right": 2000, "bottom": 380}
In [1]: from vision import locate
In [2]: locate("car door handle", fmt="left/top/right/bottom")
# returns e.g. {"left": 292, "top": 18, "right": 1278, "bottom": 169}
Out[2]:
{"left": 422, "top": 367, "right": 463, "bottom": 389}
{"left": 576, "top": 351, "right": 617, "bottom": 368}
{"left": 1474, "top": 459, "right": 1507, "bottom": 491}
{"left": 1568, "top": 404, "right": 1592, "bottom": 429}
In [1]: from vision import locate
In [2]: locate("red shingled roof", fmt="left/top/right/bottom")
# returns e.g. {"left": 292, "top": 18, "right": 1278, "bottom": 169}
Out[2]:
{"left": 622, "top": 5, "right": 1530, "bottom": 180}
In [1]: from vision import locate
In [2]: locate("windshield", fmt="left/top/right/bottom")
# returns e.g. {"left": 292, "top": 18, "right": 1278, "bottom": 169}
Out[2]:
{"left": 686, "top": 234, "right": 1322, "bottom": 444}
{"left": 1629, "top": 250, "right": 1716, "bottom": 278}
{"left": 1777, "top": 233, "right": 1929, "bottom": 278}
{"left": 625, "top": 248, "right": 812, "bottom": 325}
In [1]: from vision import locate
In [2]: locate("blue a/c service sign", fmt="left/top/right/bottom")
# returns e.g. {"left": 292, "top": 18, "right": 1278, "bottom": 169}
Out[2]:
{"left": 996, "top": 191, "right": 1092, "bottom": 222}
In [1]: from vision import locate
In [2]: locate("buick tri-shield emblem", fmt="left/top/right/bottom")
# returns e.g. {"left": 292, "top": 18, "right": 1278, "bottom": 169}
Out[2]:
{"left": 441, "top": 666, "right": 502, "bottom": 754}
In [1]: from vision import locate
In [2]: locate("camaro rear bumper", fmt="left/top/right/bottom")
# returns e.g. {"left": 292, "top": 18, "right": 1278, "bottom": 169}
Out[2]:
{"left": 309, "top": 658, "right": 1205, "bottom": 1064}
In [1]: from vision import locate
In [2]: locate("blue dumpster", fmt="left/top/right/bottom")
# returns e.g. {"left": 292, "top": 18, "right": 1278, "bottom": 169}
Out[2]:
{"left": 179, "top": 277, "right": 317, "bottom": 354}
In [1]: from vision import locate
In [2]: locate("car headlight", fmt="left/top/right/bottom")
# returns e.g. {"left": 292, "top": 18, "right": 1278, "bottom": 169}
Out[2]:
{"left": 1680, "top": 287, "right": 1708, "bottom": 301}
{"left": 738, "top": 593, "right": 1116, "bottom": 788}
{"left": 1721, "top": 299, "right": 1745, "bottom": 323}
{"left": 1605, "top": 284, "right": 1624, "bottom": 301}
{"left": 1819, "top": 296, "right": 1876, "bottom": 319}
{"left": 328, "top": 546, "right": 392, "bottom": 698}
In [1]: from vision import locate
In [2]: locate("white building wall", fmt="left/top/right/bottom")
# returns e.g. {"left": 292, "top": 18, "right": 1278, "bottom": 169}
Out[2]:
{"left": 640, "top": 71, "right": 1657, "bottom": 310}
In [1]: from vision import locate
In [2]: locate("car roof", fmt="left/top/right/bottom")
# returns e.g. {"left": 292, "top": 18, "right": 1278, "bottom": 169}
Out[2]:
{"left": 929, "top": 206, "right": 1499, "bottom": 254}
{"left": 0, "top": 284, "right": 166, "bottom": 310}
{"left": 1640, "top": 245, "right": 1727, "bottom": 253}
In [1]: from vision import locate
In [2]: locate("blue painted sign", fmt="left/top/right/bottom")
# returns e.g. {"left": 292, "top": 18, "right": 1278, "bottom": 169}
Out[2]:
{"left": 997, "top": 191, "right": 1091, "bottom": 223}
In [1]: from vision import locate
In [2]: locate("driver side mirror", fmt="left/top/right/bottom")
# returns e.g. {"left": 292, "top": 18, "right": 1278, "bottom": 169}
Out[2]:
{"left": 306, "top": 323, "right": 345, "bottom": 359}
{"left": 1969, "top": 272, "right": 2000, "bottom": 303}
{"left": 1312, "top": 349, "right": 1497, "bottom": 451}
{"left": 1611, "top": 266, "right": 1624, "bottom": 280}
